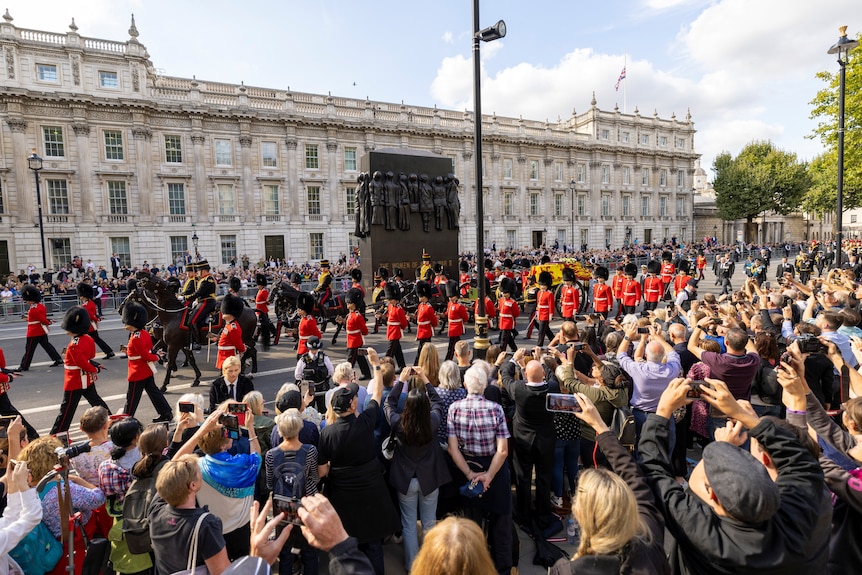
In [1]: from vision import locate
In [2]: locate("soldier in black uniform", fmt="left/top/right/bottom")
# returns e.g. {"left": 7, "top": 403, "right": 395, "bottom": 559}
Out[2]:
{"left": 796, "top": 252, "right": 813, "bottom": 285}
{"left": 189, "top": 260, "right": 218, "bottom": 350}
{"left": 181, "top": 262, "right": 198, "bottom": 305}
{"left": 522, "top": 275, "right": 539, "bottom": 340}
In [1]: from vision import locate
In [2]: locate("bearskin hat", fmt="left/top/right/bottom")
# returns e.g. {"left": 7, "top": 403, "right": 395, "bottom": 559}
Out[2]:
{"left": 433, "top": 263, "right": 443, "bottom": 274}
{"left": 289, "top": 272, "right": 303, "bottom": 285}
{"left": 21, "top": 284, "right": 41, "bottom": 303}
{"left": 677, "top": 259, "right": 691, "bottom": 274}
{"left": 76, "top": 283, "right": 94, "bottom": 300}
{"left": 482, "top": 276, "right": 492, "bottom": 295}
{"left": 256, "top": 273, "right": 268, "bottom": 287}
{"left": 661, "top": 251, "right": 672, "bottom": 262}
{"left": 221, "top": 294, "right": 244, "bottom": 317}
{"left": 503, "top": 258, "right": 513, "bottom": 269}
{"left": 384, "top": 283, "right": 402, "bottom": 301}
{"left": 562, "top": 267, "right": 575, "bottom": 282}
{"left": 594, "top": 266, "right": 609, "bottom": 281}
{"left": 62, "top": 306, "right": 91, "bottom": 336}
{"left": 540, "top": 255, "right": 551, "bottom": 264}
{"left": 647, "top": 260, "right": 661, "bottom": 275}
{"left": 297, "top": 292, "right": 315, "bottom": 314}
{"left": 445, "top": 280, "right": 460, "bottom": 299}
{"left": 538, "top": 271, "right": 553, "bottom": 288}
{"left": 484, "top": 258, "right": 493, "bottom": 270}
{"left": 350, "top": 268, "right": 362, "bottom": 282}
{"left": 228, "top": 276, "right": 242, "bottom": 294}
{"left": 393, "top": 268, "right": 404, "bottom": 279}
{"left": 377, "top": 267, "right": 390, "bottom": 281}
{"left": 416, "top": 281, "right": 433, "bottom": 299}
{"left": 500, "top": 277, "right": 517, "bottom": 295}
{"left": 459, "top": 260, "right": 470, "bottom": 273}
{"left": 344, "top": 288, "right": 364, "bottom": 306}
{"left": 122, "top": 301, "right": 148, "bottom": 330}
{"left": 624, "top": 263, "right": 638, "bottom": 277}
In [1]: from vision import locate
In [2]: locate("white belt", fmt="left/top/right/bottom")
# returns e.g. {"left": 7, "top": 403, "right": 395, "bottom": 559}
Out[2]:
{"left": 128, "top": 355, "right": 142, "bottom": 360}
{"left": 129, "top": 356, "right": 159, "bottom": 375}
{"left": 27, "top": 321, "right": 41, "bottom": 325}
{"left": 299, "top": 335, "right": 309, "bottom": 340}
{"left": 418, "top": 321, "right": 431, "bottom": 326}
{"left": 64, "top": 365, "right": 81, "bottom": 370}
{"left": 538, "top": 305, "right": 549, "bottom": 309}
{"left": 500, "top": 313, "right": 513, "bottom": 319}
{"left": 387, "top": 322, "right": 402, "bottom": 326}
{"left": 347, "top": 329, "right": 362, "bottom": 334}
{"left": 218, "top": 346, "right": 237, "bottom": 352}
{"left": 449, "top": 318, "right": 463, "bottom": 323}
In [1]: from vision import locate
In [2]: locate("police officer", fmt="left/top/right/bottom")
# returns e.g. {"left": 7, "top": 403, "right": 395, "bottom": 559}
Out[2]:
{"left": 189, "top": 260, "right": 218, "bottom": 350}
{"left": 294, "top": 335, "right": 334, "bottom": 412}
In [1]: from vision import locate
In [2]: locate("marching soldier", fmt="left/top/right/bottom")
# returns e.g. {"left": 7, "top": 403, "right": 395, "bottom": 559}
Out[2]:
{"left": 295, "top": 292, "right": 322, "bottom": 360}
{"left": 660, "top": 251, "right": 675, "bottom": 301}
{"left": 350, "top": 268, "right": 365, "bottom": 300}
{"left": 19, "top": 284, "right": 63, "bottom": 370}
{"left": 672, "top": 260, "right": 692, "bottom": 298}
{"left": 592, "top": 266, "right": 613, "bottom": 318}
{"left": 443, "top": 280, "right": 469, "bottom": 361}
{"left": 796, "top": 252, "right": 813, "bottom": 284}
{"left": 412, "top": 281, "right": 438, "bottom": 363}
{"left": 383, "top": 283, "right": 408, "bottom": 369}
{"left": 181, "top": 262, "right": 198, "bottom": 304}
{"left": 342, "top": 288, "right": 372, "bottom": 379}
{"left": 372, "top": 267, "right": 389, "bottom": 335}
{"left": 458, "top": 260, "right": 472, "bottom": 297}
{"left": 189, "top": 260, "right": 218, "bottom": 351}
{"left": 522, "top": 275, "right": 539, "bottom": 339}
{"left": 535, "top": 271, "right": 555, "bottom": 347}
{"left": 255, "top": 273, "right": 275, "bottom": 349}
{"left": 474, "top": 277, "right": 497, "bottom": 334}
{"left": 642, "top": 260, "right": 663, "bottom": 312}
{"left": 559, "top": 267, "right": 580, "bottom": 322}
{"left": 611, "top": 266, "right": 626, "bottom": 319}
{"left": 77, "top": 282, "right": 114, "bottom": 359}
{"left": 497, "top": 277, "right": 520, "bottom": 352}
{"left": 621, "top": 263, "right": 642, "bottom": 315}
{"left": 216, "top": 294, "right": 247, "bottom": 370}
{"left": 120, "top": 301, "right": 172, "bottom": 422}
{"left": 418, "top": 250, "right": 434, "bottom": 282}
{"left": 314, "top": 259, "right": 333, "bottom": 309}
{"left": 0, "top": 348, "right": 39, "bottom": 440}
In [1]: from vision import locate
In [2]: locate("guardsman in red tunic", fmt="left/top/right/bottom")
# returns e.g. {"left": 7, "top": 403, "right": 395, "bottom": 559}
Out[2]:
{"left": 497, "top": 277, "right": 521, "bottom": 352}
{"left": 621, "top": 263, "right": 642, "bottom": 315}
{"left": 660, "top": 251, "right": 675, "bottom": 301}
{"left": 372, "top": 267, "right": 389, "bottom": 334}
{"left": 535, "top": 271, "right": 556, "bottom": 347}
{"left": 592, "top": 266, "right": 613, "bottom": 318}
{"left": 77, "top": 282, "right": 114, "bottom": 359}
{"left": 611, "top": 266, "right": 626, "bottom": 319}
{"left": 350, "top": 268, "right": 366, "bottom": 300}
{"left": 458, "top": 260, "right": 472, "bottom": 297}
{"left": 559, "top": 267, "right": 580, "bottom": 321}
{"left": 642, "top": 260, "right": 663, "bottom": 311}
{"left": 673, "top": 260, "right": 692, "bottom": 298}
{"left": 383, "top": 283, "right": 408, "bottom": 369}
{"left": 216, "top": 294, "right": 247, "bottom": 370}
{"left": 50, "top": 306, "right": 110, "bottom": 434}
{"left": 484, "top": 258, "right": 496, "bottom": 287}
{"left": 474, "top": 277, "right": 497, "bottom": 331}
{"left": 120, "top": 302, "right": 172, "bottom": 422}
{"left": 341, "top": 288, "right": 371, "bottom": 379}
{"left": 443, "top": 280, "right": 469, "bottom": 361}
{"left": 254, "top": 273, "right": 276, "bottom": 349}
{"left": 295, "top": 292, "right": 321, "bottom": 359}
{"left": 19, "top": 284, "right": 63, "bottom": 370}
{"left": 412, "top": 281, "right": 438, "bottom": 364}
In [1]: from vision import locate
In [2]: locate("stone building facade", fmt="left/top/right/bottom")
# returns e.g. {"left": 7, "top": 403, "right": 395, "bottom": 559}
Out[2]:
{"left": 0, "top": 14, "right": 699, "bottom": 273}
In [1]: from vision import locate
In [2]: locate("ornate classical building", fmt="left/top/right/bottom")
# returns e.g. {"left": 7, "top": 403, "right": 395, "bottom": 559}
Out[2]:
{"left": 0, "top": 13, "right": 699, "bottom": 273}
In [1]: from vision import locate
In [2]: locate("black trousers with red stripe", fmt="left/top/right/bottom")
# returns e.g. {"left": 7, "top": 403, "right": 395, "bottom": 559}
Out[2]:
{"left": 386, "top": 339, "right": 406, "bottom": 369}
{"left": 347, "top": 347, "right": 372, "bottom": 379}
{"left": 445, "top": 336, "right": 460, "bottom": 361}
{"left": 123, "top": 375, "right": 172, "bottom": 419}
{"left": 19, "top": 334, "right": 63, "bottom": 370}
{"left": 50, "top": 386, "right": 110, "bottom": 434}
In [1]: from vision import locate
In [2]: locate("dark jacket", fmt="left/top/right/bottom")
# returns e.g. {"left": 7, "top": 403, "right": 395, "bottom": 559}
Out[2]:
{"left": 209, "top": 374, "right": 255, "bottom": 412}
{"left": 640, "top": 415, "right": 830, "bottom": 575}
{"left": 500, "top": 360, "right": 554, "bottom": 443}
{"left": 550, "top": 431, "right": 670, "bottom": 575}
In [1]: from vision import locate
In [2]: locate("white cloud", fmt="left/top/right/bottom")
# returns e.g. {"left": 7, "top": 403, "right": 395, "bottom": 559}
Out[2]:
{"left": 643, "top": 0, "right": 695, "bottom": 10}
{"left": 441, "top": 31, "right": 453, "bottom": 44}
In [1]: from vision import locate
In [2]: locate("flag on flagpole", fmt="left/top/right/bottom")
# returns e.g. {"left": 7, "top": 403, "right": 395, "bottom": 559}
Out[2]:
{"left": 615, "top": 66, "right": 626, "bottom": 91}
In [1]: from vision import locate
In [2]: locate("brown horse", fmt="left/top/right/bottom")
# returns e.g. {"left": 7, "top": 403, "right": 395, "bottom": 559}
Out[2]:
{"left": 135, "top": 272, "right": 258, "bottom": 391}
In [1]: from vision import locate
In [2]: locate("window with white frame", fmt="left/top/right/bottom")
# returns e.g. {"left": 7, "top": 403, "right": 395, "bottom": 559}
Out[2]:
{"left": 449, "top": 155, "right": 457, "bottom": 173}
{"left": 601, "top": 165, "right": 610, "bottom": 184}
{"left": 641, "top": 168, "right": 649, "bottom": 186}
{"left": 215, "top": 139, "right": 232, "bottom": 166}
{"left": 601, "top": 129, "right": 610, "bottom": 140}
{"left": 36, "top": 64, "right": 58, "bottom": 82}
{"left": 659, "top": 136, "right": 668, "bottom": 147}
{"left": 107, "top": 181, "right": 127, "bottom": 214}
{"left": 577, "top": 163, "right": 586, "bottom": 182}
{"left": 220, "top": 235, "right": 237, "bottom": 264}
{"left": 481, "top": 158, "right": 487, "bottom": 178}
{"left": 503, "top": 158, "right": 513, "bottom": 179}
{"left": 506, "top": 230, "right": 516, "bottom": 249}
{"left": 640, "top": 134, "right": 649, "bottom": 145}
{"left": 165, "top": 136, "right": 182, "bottom": 163}
{"left": 43, "top": 126, "right": 64, "bottom": 158}
{"left": 50, "top": 237, "right": 71, "bottom": 269}
{"left": 104, "top": 131, "right": 124, "bottom": 161}
{"left": 309, "top": 233, "right": 324, "bottom": 260}
{"left": 555, "top": 162, "right": 563, "bottom": 181}
{"left": 554, "top": 194, "right": 563, "bottom": 216}
{"left": 99, "top": 71, "right": 118, "bottom": 88}
{"left": 623, "top": 166, "right": 630, "bottom": 185}
{"left": 622, "top": 195, "right": 630, "bottom": 216}
{"left": 677, "top": 170, "right": 684, "bottom": 188}
{"left": 261, "top": 141, "right": 278, "bottom": 168}
{"left": 305, "top": 144, "right": 319, "bottom": 169}
{"left": 345, "top": 187, "right": 356, "bottom": 215}
{"left": 170, "top": 236, "right": 188, "bottom": 263}
{"left": 167, "top": 183, "right": 186, "bottom": 215}
{"left": 660, "top": 169, "right": 667, "bottom": 187}
{"left": 530, "top": 160, "right": 539, "bottom": 180}
{"left": 660, "top": 196, "right": 667, "bottom": 217}
{"left": 676, "top": 138, "right": 685, "bottom": 148}
{"left": 605, "top": 228, "right": 612, "bottom": 248}
{"left": 263, "top": 184, "right": 280, "bottom": 216}
{"left": 307, "top": 186, "right": 321, "bottom": 215}
{"left": 601, "top": 194, "right": 610, "bottom": 216}
{"left": 577, "top": 194, "right": 586, "bottom": 216}
{"left": 46, "top": 180, "right": 69, "bottom": 214}
{"left": 581, "top": 229, "right": 589, "bottom": 247}
{"left": 622, "top": 132, "right": 630, "bottom": 143}
{"left": 530, "top": 193, "right": 540, "bottom": 216}
{"left": 217, "top": 184, "right": 236, "bottom": 215}
{"left": 344, "top": 147, "right": 357, "bottom": 171}
{"left": 677, "top": 197, "right": 685, "bottom": 217}
{"left": 641, "top": 195, "right": 650, "bottom": 216}
{"left": 110, "top": 237, "right": 131, "bottom": 267}
{"left": 504, "top": 192, "right": 513, "bottom": 216}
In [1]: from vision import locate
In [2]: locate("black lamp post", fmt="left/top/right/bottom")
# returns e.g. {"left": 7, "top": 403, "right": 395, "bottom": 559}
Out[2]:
{"left": 27, "top": 151, "right": 47, "bottom": 271}
{"left": 191, "top": 229, "right": 199, "bottom": 261}
{"left": 569, "top": 178, "right": 576, "bottom": 253}
{"left": 472, "top": 2, "right": 505, "bottom": 360}
{"left": 828, "top": 26, "right": 858, "bottom": 269}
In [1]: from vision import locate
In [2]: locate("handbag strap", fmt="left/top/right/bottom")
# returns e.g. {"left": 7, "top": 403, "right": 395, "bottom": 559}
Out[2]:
{"left": 186, "top": 512, "right": 210, "bottom": 572}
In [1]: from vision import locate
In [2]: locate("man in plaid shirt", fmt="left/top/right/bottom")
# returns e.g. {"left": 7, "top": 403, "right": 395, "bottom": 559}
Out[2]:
{"left": 447, "top": 363, "right": 512, "bottom": 573}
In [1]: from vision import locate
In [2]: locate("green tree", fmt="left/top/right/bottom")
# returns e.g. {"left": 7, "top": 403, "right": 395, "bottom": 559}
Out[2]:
{"left": 713, "top": 140, "right": 810, "bottom": 242}
{"left": 808, "top": 33, "right": 862, "bottom": 210}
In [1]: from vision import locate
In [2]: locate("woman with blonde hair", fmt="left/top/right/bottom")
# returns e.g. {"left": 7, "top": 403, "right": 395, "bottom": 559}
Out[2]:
{"left": 244, "top": 390, "right": 275, "bottom": 452}
{"left": 410, "top": 516, "right": 497, "bottom": 575}
{"left": 417, "top": 342, "right": 441, "bottom": 387}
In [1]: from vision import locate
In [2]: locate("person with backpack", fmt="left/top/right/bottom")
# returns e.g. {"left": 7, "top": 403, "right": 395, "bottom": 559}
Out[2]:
{"left": 265, "top": 408, "right": 326, "bottom": 575}
{"left": 122, "top": 424, "right": 170, "bottom": 559}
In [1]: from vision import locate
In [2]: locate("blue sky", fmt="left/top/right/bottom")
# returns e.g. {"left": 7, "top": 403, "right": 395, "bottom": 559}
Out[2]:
{"left": 6, "top": 0, "right": 858, "bottom": 175}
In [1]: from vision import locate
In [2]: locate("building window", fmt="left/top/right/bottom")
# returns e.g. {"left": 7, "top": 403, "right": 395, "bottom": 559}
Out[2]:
{"left": 555, "top": 162, "right": 563, "bottom": 181}
{"left": 167, "top": 183, "right": 185, "bottom": 215}
{"left": 170, "top": 236, "right": 188, "bottom": 263}
{"left": 305, "top": 144, "right": 319, "bottom": 169}
{"left": 46, "top": 180, "right": 69, "bottom": 214}
{"left": 107, "top": 181, "right": 127, "bottom": 215}
{"left": 601, "top": 165, "right": 610, "bottom": 184}
{"left": 348, "top": 232, "right": 360, "bottom": 252}
{"left": 577, "top": 163, "right": 586, "bottom": 182}
{"left": 345, "top": 187, "right": 356, "bottom": 215}
{"left": 504, "top": 192, "right": 514, "bottom": 216}
{"left": 677, "top": 197, "right": 685, "bottom": 217}
{"left": 577, "top": 194, "right": 586, "bottom": 216}
{"left": 659, "top": 136, "right": 668, "bottom": 147}
{"left": 449, "top": 155, "right": 457, "bottom": 173}
{"left": 659, "top": 169, "right": 667, "bottom": 187}
{"left": 506, "top": 230, "right": 516, "bottom": 249}
{"left": 641, "top": 195, "right": 650, "bottom": 216}
{"left": 263, "top": 184, "right": 280, "bottom": 216}
{"left": 50, "top": 237, "right": 71, "bottom": 269}
{"left": 344, "top": 147, "right": 357, "bottom": 171}
{"left": 217, "top": 184, "right": 236, "bottom": 215}
{"left": 601, "top": 194, "right": 610, "bottom": 216}
{"left": 623, "top": 166, "right": 630, "bottom": 185}
{"left": 307, "top": 186, "right": 321, "bottom": 215}
{"left": 660, "top": 196, "right": 667, "bottom": 217}
{"left": 37, "top": 63, "right": 58, "bottom": 82}
{"left": 220, "top": 235, "right": 237, "bottom": 264}
{"left": 530, "top": 193, "right": 540, "bottom": 216}
{"left": 644, "top": 228, "right": 652, "bottom": 244}
{"left": 530, "top": 160, "right": 539, "bottom": 180}
{"left": 42, "top": 126, "right": 64, "bottom": 158}
{"left": 622, "top": 195, "right": 630, "bottom": 216}
{"left": 554, "top": 194, "right": 563, "bottom": 216}
{"left": 622, "top": 132, "right": 630, "bottom": 143}
{"left": 261, "top": 141, "right": 278, "bottom": 168}
{"left": 165, "top": 135, "right": 183, "bottom": 163}
{"left": 601, "top": 129, "right": 610, "bottom": 140}
{"left": 99, "top": 71, "right": 118, "bottom": 88}
{"left": 641, "top": 168, "right": 649, "bottom": 186}
{"left": 503, "top": 158, "right": 513, "bottom": 179}
{"left": 677, "top": 170, "right": 684, "bottom": 188}
{"left": 853, "top": 215, "right": 859, "bottom": 224}
{"left": 605, "top": 228, "right": 613, "bottom": 248}
{"left": 103, "top": 131, "right": 124, "bottom": 161}
{"left": 640, "top": 134, "right": 649, "bottom": 145}
{"left": 309, "top": 233, "right": 324, "bottom": 260}
{"left": 215, "top": 139, "right": 232, "bottom": 166}
{"left": 676, "top": 138, "right": 685, "bottom": 148}
{"left": 581, "top": 228, "right": 589, "bottom": 248}
{"left": 110, "top": 237, "right": 131, "bottom": 267}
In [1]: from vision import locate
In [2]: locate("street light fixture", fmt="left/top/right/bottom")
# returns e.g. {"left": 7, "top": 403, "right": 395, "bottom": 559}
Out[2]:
{"left": 191, "top": 228, "right": 199, "bottom": 261}
{"left": 569, "top": 178, "right": 576, "bottom": 253}
{"left": 27, "top": 150, "right": 47, "bottom": 271}
{"left": 473, "top": 2, "right": 506, "bottom": 360}
{"left": 828, "top": 25, "right": 858, "bottom": 269}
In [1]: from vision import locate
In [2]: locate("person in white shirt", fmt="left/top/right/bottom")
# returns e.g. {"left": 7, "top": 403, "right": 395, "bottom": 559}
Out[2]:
{"left": 0, "top": 418, "right": 43, "bottom": 575}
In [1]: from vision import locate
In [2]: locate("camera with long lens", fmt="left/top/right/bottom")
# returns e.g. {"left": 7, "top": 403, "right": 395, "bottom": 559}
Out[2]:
{"left": 796, "top": 333, "right": 825, "bottom": 354}
{"left": 55, "top": 441, "right": 91, "bottom": 461}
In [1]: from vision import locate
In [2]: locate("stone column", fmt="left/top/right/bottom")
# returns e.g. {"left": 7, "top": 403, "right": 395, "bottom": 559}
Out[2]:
{"left": 131, "top": 127, "right": 153, "bottom": 220}
{"left": 191, "top": 133, "right": 207, "bottom": 220}
{"left": 285, "top": 139, "right": 298, "bottom": 218}
{"left": 72, "top": 123, "right": 94, "bottom": 221}
{"left": 326, "top": 140, "right": 339, "bottom": 220}
{"left": 239, "top": 135, "right": 254, "bottom": 221}
{"left": 6, "top": 118, "right": 31, "bottom": 220}
{"left": 461, "top": 150, "right": 472, "bottom": 221}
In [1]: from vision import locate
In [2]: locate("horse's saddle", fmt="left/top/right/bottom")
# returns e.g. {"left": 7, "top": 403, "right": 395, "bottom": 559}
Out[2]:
{"left": 180, "top": 306, "right": 225, "bottom": 332}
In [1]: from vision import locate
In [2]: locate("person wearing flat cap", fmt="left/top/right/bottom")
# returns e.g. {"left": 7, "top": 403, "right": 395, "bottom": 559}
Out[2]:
{"left": 675, "top": 278, "right": 698, "bottom": 314}
{"left": 639, "top": 377, "right": 829, "bottom": 574}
